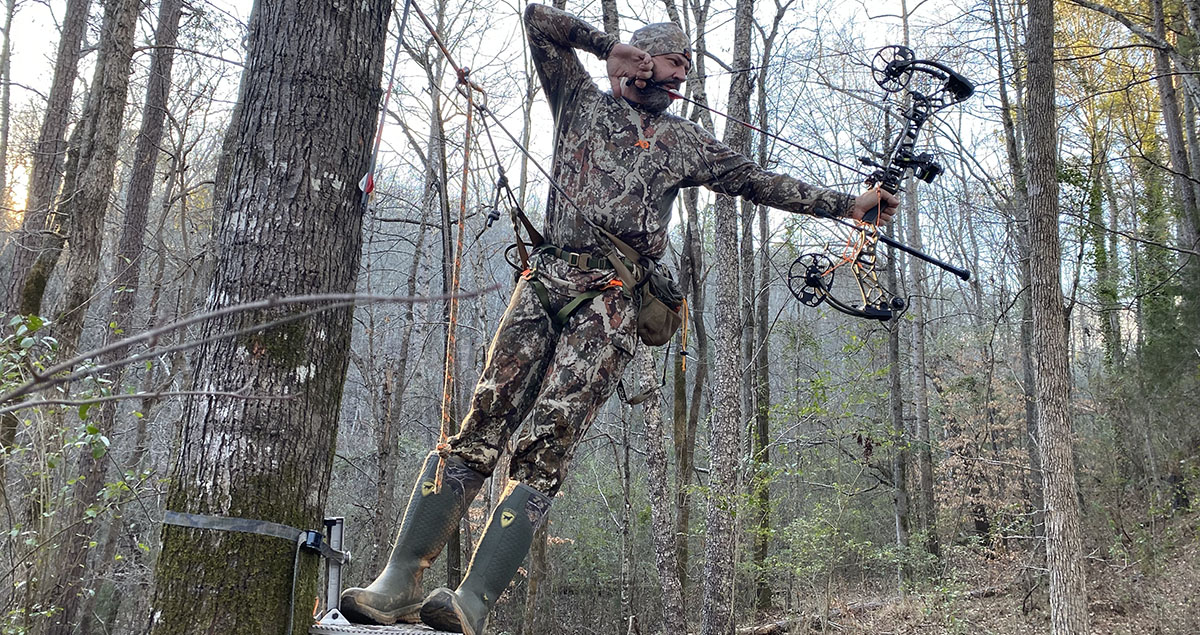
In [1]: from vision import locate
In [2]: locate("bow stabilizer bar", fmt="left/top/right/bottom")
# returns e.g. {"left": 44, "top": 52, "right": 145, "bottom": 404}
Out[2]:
{"left": 819, "top": 213, "right": 972, "bottom": 282}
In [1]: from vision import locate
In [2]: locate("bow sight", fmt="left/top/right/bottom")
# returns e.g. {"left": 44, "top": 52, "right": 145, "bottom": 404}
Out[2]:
{"left": 862, "top": 45, "right": 975, "bottom": 199}
{"left": 786, "top": 44, "right": 976, "bottom": 322}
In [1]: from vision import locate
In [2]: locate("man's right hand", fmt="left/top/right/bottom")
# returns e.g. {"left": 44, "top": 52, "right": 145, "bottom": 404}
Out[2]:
{"left": 608, "top": 43, "right": 653, "bottom": 98}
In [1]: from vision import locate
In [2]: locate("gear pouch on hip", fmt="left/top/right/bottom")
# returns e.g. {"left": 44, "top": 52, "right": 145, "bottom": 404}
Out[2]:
{"left": 637, "top": 267, "right": 684, "bottom": 347}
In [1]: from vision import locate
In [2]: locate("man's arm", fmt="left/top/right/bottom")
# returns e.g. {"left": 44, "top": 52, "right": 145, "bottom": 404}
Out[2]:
{"left": 683, "top": 125, "right": 854, "bottom": 216}
{"left": 524, "top": 4, "right": 620, "bottom": 113}
{"left": 683, "top": 125, "right": 898, "bottom": 221}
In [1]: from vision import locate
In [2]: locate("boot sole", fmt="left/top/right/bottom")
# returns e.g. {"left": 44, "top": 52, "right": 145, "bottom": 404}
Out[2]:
{"left": 419, "top": 596, "right": 464, "bottom": 633}
{"left": 339, "top": 596, "right": 422, "bottom": 626}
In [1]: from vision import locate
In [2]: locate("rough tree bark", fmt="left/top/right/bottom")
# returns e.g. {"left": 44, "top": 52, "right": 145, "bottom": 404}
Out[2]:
{"left": 1026, "top": 0, "right": 1090, "bottom": 631}
{"left": 43, "top": 0, "right": 142, "bottom": 630}
{"left": 3, "top": 0, "right": 89, "bottom": 316}
{"left": 703, "top": 0, "right": 754, "bottom": 632}
{"left": 148, "top": 0, "right": 391, "bottom": 631}
{"left": 69, "top": 0, "right": 185, "bottom": 628}
{"left": 49, "top": 0, "right": 141, "bottom": 357}
{"left": 637, "top": 346, "right": 687, "bottom": 634}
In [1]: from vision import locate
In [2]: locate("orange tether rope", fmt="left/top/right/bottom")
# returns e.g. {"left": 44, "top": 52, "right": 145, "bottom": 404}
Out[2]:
{"left": 405, "top": 0, "right": 486, "bottom": 492}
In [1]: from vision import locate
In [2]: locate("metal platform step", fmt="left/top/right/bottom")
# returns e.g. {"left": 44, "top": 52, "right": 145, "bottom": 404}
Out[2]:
{"left": 309, "top": 610, "right": 457, "bottom": 635}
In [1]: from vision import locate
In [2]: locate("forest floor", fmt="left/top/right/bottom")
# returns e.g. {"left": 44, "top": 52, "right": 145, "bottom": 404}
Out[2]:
{"left": 743, "top": 510, "right": 1200, "bottom": 634}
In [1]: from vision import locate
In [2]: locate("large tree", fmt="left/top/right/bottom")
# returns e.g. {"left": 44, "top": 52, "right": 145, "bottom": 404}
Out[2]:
{"left": 3, "top": 0, "right": 89, "bottom": 316}
{"left": 1026, "top": 0, "right": 1089, "bottom": 631}
{"left": 149, "top": 0, "right": 392, "bottom": 632}
{"left": 703, "top": 0, "right": 755, "bottom": 631}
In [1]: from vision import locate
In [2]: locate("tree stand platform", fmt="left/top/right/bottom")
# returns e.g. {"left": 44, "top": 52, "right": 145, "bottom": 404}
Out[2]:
{"left": 307, "top": 520, "right": 457, "bottom": 635}
{"left": 310, "top": 610, "right": 457, "bottom": 635}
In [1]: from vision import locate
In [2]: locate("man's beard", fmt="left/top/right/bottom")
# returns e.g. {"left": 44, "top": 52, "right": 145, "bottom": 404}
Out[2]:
{"left": 629, "top": 81, "right": 675, "bottom": 112}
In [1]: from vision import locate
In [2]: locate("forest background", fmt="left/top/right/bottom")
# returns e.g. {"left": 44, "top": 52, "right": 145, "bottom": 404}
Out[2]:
{"left": 0, "top": 0, "right": 1197, "bottom": 632}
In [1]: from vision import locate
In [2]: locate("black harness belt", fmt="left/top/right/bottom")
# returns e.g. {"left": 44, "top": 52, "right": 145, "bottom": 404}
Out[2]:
{"left": 526, "top": 244, "right": 641, "bottom": 329}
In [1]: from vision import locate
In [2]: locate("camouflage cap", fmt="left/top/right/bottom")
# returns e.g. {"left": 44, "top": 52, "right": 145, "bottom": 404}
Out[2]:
{"left": 629, "top": 23, "right": 691, "bottom": 63}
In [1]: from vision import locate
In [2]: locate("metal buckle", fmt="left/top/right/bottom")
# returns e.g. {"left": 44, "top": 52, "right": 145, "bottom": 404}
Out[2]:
{"left": 567, "top": 252, "right": 582, "bottom": 268}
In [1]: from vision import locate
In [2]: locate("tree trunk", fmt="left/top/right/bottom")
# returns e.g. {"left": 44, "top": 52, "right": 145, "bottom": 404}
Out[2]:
{"left": 675, "top": 184, "right": 705, "bottom": 613}
{"left": 50, "top": 0, "right": 141, "bottom": 358}
{"left": 751, "top": 13, "right": 782, "bottom": 603}
{"left": 1100, "top": 165, "right": 1123, "bottom": 366}
{"left": 1157, "top": 0, "right": 1200, "bottom": 344}
{"left": 80, "top": 144, "right": 186, "bottom": 635}
{"left": 0, "top": 0, "right": 16, "bottom": 206}
{"left": 885, "top": 242, "right": 910, "bottom": 588}
{"left": 106, "top": 0, "right": 184, "bottom": 336}
{"left": 1151, "top": 0, "right": 1199, "bottom": 230}
{"left": 370, "top": 111, "right": 438, "bottom": 573}
{"left": 674, "top": 0, "right": 713, "bottom": 613}
{"left": 751, "top": 200, "right": 772, "bottom": 610}
{"left": 521, "top": 521, "right": 550, "bottom": 635}
{"left": 1026, "top": 0, "right": 1090, "bottom": 631}
{"left": 3, "top": 0, "right": 90, "bottom": 316}
{"left": 638, "top": 346, "right": 687, "bottom": 633}
{"left": 620, "top": 412, "right": 634, "bottom": 624}
{"left": 43, "top": 0, "right": 143, "bottom": 630}
{"left": 905, "top": 181, "right": 939, "bottom": 561}
{"left": 990, "top": 0, "right": 1043, "bottom": 540}
{"left": 741, "top": 199, "right": 755, "bottom": 419}
{"left": 600, "top": 0, "right": 618, "bottom": 36}
{"left": 148, "top": 0, "right": 391, "bottom": 631}
{"left": 702, "top": 0, "right": 754, "bottom": 632}
{"left": 78, "top": 0, "right": 185, "bottom": 592}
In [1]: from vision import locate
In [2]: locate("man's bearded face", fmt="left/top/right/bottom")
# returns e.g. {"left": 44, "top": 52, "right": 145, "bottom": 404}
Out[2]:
{"left": 630, "top": 53, "right": 690, "bottom": 113}
{"left": 628, "top": 80, "right": 674, "bottom": 112}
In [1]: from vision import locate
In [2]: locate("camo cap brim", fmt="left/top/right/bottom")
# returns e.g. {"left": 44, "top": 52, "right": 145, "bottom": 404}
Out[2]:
{"left": 629, "top": 23, "right": 691, "bottom": 63}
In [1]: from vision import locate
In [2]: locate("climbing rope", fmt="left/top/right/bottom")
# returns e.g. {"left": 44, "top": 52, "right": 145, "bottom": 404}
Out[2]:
{"left": 436, "top": 70, "right": 482, "bottom": 492}
{"left": 393, "top": 0, "right": 490, "bottom": 491}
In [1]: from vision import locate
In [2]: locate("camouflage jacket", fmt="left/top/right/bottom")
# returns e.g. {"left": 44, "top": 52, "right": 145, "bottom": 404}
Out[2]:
{"left": 525, "top": 3, "right": 856, "bottom": 262}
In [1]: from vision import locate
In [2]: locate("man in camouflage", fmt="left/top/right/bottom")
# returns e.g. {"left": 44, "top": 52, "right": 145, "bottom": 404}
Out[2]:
{"left": 340, "top": 4, "right": 898, "bottom": 633}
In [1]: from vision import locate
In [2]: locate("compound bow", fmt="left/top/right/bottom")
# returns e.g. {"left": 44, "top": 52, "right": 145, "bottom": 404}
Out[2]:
{"left": 787, "top": 45, "right": 975, "bottom": 321}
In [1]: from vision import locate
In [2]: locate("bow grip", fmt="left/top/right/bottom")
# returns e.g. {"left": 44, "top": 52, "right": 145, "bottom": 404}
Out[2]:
{"left": 860, "top": 178, "right": 901, "bottom": 224}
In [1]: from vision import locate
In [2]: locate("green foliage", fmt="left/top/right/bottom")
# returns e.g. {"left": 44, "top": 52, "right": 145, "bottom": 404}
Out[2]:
{"left": 1, "top": 313, "right": 157, "bottom": 634}
{"left": 2, "top": 314, "right": 56, "bottom": 390}
{"left": 1132, "top": 142, "right": 1184, "bottom": 374}
{"left": 769, "top": 498, "right": 937, "bottom": 591}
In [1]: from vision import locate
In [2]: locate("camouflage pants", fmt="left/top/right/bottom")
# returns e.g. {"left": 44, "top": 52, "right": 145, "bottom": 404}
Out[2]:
{"left": 446, "top": 253, "right": 637, "bottom": 495}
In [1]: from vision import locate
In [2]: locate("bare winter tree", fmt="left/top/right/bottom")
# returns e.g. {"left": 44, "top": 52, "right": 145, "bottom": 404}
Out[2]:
{"left": 3, "top": 0, "right": 89, "bottom": 317}
{"left": 148, "top": 0, "right": 392, "bottom": 632}
{"left": 1026, "top": 0, "right": 1089, "bottom": 631}
{"left": 703, "top": 0, "right": 755, "bottom": 631}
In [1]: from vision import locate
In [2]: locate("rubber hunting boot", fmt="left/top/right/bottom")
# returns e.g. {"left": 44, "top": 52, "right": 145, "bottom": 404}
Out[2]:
{"left": 419, "top": 481, "right": 551, "bottom": 635}
{"left": 339, "top": 452, "right": 485, "bottom": 624}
